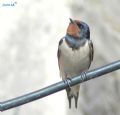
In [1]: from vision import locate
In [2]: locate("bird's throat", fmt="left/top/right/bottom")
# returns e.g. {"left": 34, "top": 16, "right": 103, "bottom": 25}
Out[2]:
{"left": 65, "top": 35, "right": 86, "bottom": 50}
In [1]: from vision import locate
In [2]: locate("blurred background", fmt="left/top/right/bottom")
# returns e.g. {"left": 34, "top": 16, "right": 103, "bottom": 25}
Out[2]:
{"left": 0, "top": 0, "right": 120, "bottom": 115}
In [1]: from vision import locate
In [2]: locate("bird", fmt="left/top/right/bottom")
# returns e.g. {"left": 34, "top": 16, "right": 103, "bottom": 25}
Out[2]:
{"left": 57, "top": 18, "right": 94, "bottom": 108}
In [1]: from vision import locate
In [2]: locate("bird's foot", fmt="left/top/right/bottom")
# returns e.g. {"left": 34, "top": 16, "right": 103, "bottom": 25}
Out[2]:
{"left": 80, "top": 71, "right": 87, "bottom": 81}
{"left": 64, "top": 78, "right": 72, "bottom": 88}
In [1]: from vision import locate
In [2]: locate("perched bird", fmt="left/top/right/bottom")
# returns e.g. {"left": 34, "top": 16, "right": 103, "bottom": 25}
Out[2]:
{"left": 57, "top": 18, "right": 94, "bottom": 108}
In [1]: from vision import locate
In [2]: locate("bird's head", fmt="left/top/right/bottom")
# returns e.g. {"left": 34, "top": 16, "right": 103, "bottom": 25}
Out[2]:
{"left": 66, "top": 18, "right": 90, "bottom": 39}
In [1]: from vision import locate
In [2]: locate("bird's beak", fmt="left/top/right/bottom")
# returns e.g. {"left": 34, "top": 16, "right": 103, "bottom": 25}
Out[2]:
{"left": 69, "top": 18, "right": 74, "bottom": 23}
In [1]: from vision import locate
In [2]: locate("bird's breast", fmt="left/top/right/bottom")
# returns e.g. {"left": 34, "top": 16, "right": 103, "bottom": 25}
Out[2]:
{"left": 59, "top": 38, "right": 90, "bottom": 77}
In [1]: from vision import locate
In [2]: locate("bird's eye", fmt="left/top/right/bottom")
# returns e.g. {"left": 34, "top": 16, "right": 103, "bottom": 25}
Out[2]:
{"left": 76, "top": 23, "right": 84, "bottom": 30}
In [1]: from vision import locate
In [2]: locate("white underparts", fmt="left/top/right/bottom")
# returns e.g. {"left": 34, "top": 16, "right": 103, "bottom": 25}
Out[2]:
{"left": 59, "top": 38, "right": 90, "bottom": 79}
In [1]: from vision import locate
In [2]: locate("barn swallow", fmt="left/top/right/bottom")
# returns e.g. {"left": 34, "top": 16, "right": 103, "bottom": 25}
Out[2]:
{"left": 57, "top": 18, "right": 94, "bottom": 108}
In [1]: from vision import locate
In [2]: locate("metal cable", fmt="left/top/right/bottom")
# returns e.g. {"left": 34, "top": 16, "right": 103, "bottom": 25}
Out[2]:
{"left": 0, "top": 60, "right": 120, "bottom": 111}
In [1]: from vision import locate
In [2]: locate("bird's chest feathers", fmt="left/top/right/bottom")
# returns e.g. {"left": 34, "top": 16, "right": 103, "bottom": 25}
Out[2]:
{"left": 59, "top": 38, "right": 90, "bottom": 74}
{"left": 60, "top": 39, "right": 89, "bottom": 60}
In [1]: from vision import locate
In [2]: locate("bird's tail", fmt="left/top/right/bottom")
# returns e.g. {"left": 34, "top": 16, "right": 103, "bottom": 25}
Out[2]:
{"left": 66, "top": 85, "right": 80, "bottom": 108}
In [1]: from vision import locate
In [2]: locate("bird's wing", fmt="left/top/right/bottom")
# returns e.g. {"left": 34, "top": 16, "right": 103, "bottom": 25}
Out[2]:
{"left": 88, "top": 40, "right": 94, "bottom": 62}
{"left": 57, "top": 38, "right": 63, "bottom": 64}
{"left": 57, "top": 38, "right": 64, "bottom": 77}
{"left": 57, "top": 48, "right": 61, "bottom": 69}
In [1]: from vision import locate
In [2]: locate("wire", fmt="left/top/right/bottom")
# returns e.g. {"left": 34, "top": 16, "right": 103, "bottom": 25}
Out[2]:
{"left": 0, "top": 60, "right": 120, "bottom": 111}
